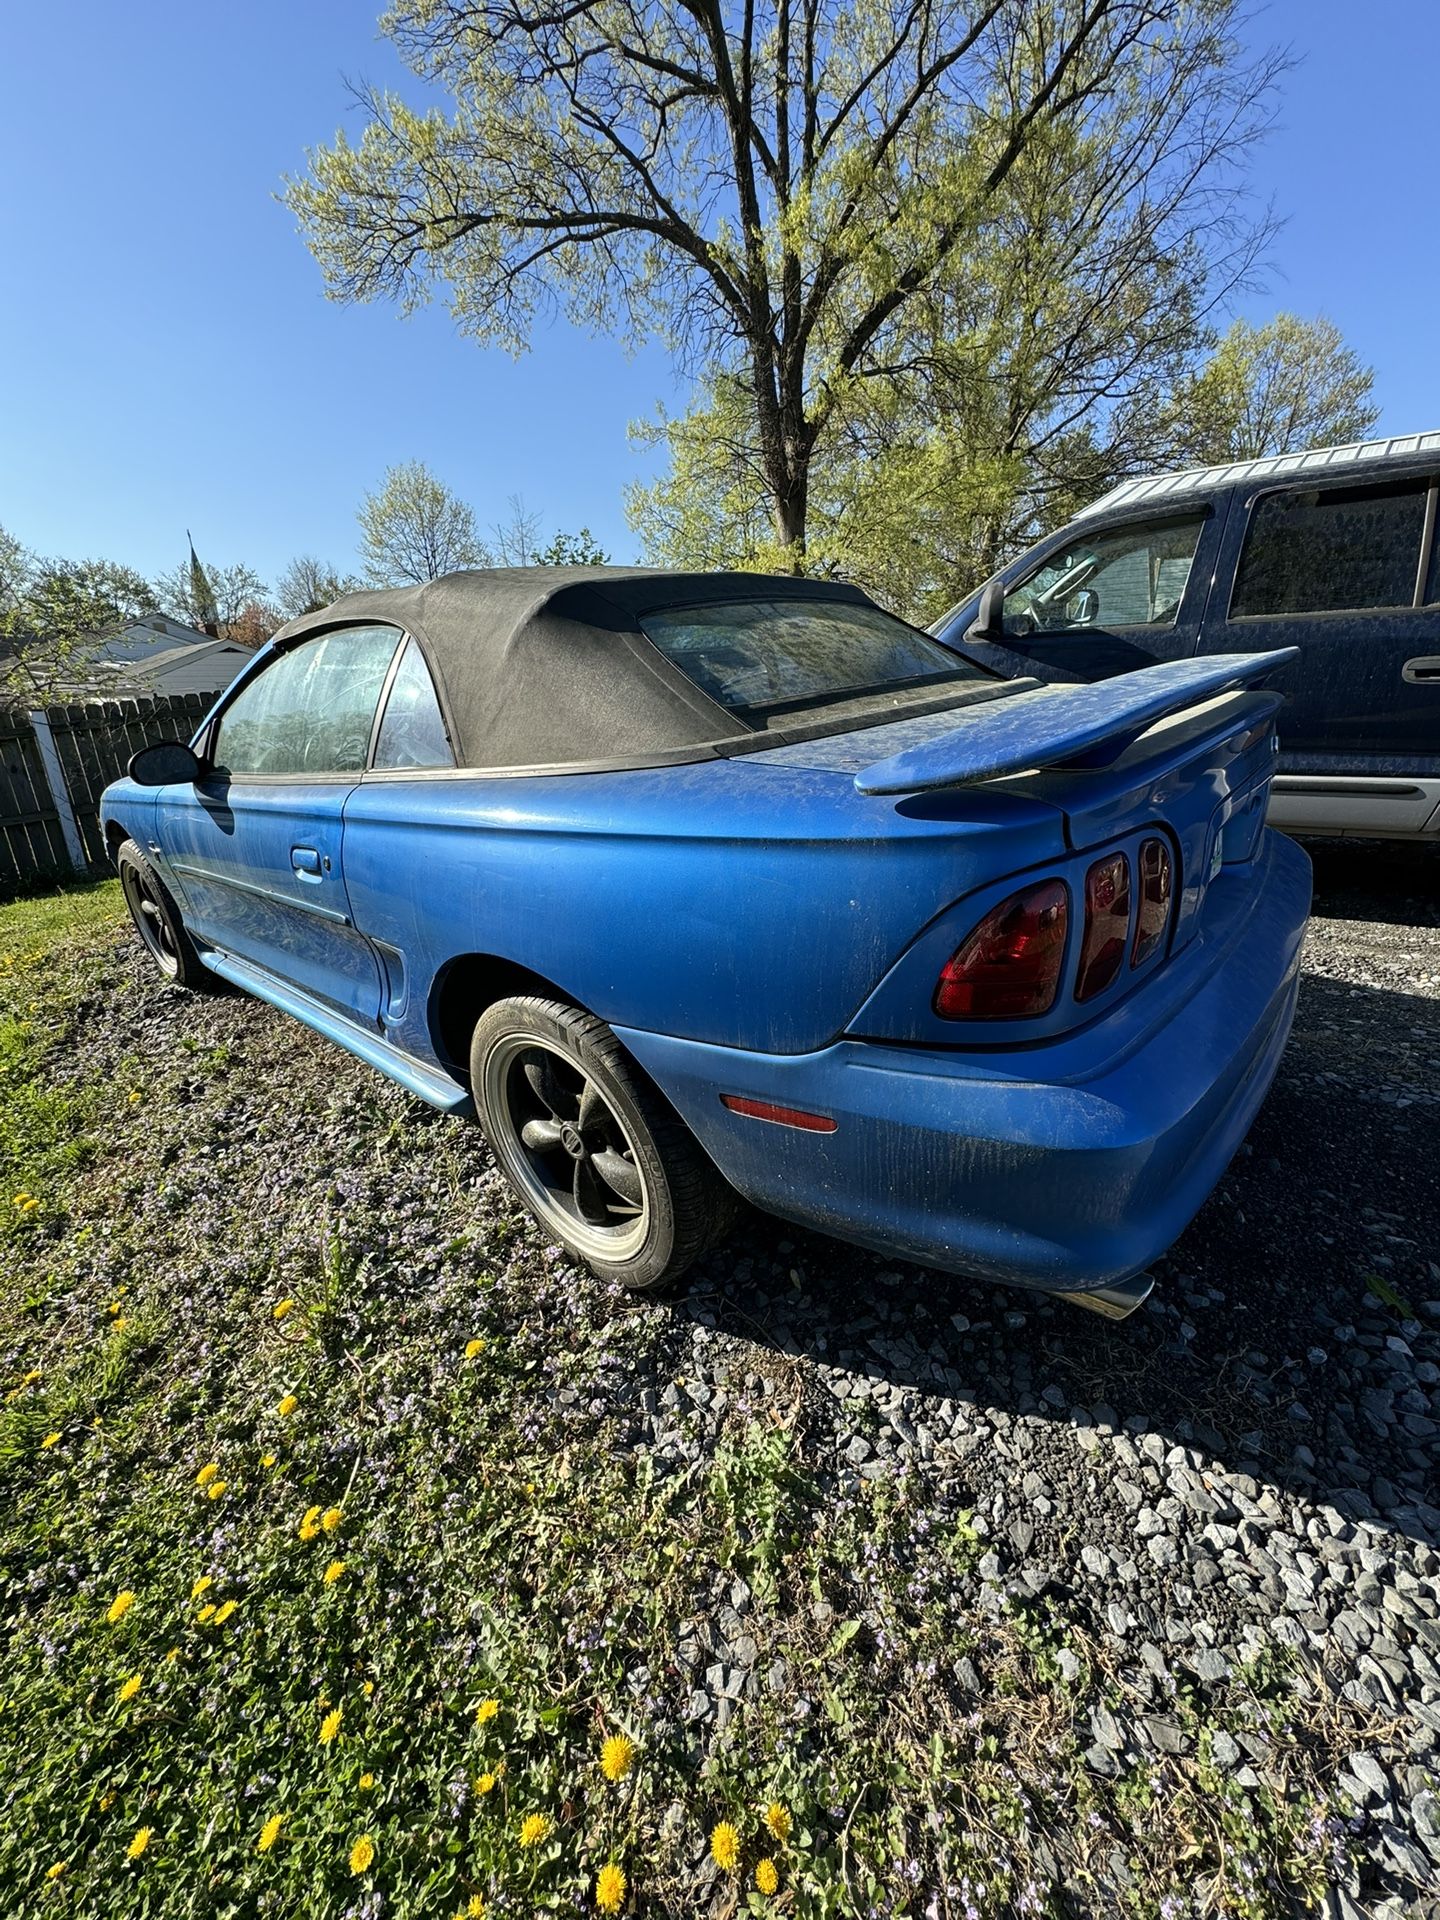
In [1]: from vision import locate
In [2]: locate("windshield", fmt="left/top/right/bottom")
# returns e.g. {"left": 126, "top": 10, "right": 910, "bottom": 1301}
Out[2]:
{"left": 639, "top": 597, "right": 986, "bottom": 722}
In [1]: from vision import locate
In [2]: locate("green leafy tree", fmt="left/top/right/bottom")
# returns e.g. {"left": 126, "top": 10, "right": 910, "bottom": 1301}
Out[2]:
{"left": 288, "top": 0, "right": 1281, "bottom": 571}
{"left": 0, "top": 551, "right": 159, "bottom": 698}
{"left": 357, "top": 461, "right": 489, "bottom": 585}
{"left": 1158, "top": 313, "right": 1381, "bottom": 468}
{"left": 536, "top": 528, "right": 609, "bottom": 566}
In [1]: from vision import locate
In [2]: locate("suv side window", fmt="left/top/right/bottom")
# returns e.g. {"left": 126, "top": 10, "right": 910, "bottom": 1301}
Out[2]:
{"left": 1002, "top": 515, "right": 1205, "bottom": 636}
{"left": 1231, "top": 480, "right": 1430, "bottom": 618}
{"left": 212, "top": 626, "right": 401, "bottom": 777}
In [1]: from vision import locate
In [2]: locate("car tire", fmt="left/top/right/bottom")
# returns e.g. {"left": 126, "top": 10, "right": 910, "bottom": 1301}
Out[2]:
{"left": 470, "top": 994, "right": 737, "bottom": 1291}
{"left": 116, "top": 838, "right": 216, "bottom": 992}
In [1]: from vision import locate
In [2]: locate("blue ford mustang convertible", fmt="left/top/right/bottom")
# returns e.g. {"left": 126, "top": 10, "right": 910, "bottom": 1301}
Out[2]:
{"left": 101, "top": 569, "right": 1310, "bottom": 1317}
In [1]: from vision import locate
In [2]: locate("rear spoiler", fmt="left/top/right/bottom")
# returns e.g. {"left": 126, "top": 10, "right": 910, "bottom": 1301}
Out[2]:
{"left": 854, "top": 650, "right": 1298, "bottom": 796}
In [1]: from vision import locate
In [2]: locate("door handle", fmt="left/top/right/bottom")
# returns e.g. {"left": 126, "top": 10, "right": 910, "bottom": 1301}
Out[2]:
{"left": 291, "top": 846, "right": 322, "bottom": 877}
{"left": 1402, "top": 656, "right": 1440, "bottom": 683}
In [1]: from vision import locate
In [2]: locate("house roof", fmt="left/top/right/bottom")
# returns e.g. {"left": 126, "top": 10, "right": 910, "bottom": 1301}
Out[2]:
{"left": 109, "top": 638, "right": 246, "bottom": 678}
{"left": 1075, "top": 430, "right": 1440, "bottom": 523}
{"left": 270, "top": 566, "right": 877, "bottom": 771}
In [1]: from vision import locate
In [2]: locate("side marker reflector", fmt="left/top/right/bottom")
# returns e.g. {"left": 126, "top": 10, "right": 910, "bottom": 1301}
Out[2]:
{"left": 720, "top": 1095, "right": 837, "bottom": 1134}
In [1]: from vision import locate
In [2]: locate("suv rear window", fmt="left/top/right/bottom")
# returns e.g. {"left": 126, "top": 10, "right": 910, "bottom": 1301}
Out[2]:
{"left": 1231, "top": 480, "right": 1428, "bottom": 617}
{"left": 639, "top": 597, "right": 982, "bottom": 721}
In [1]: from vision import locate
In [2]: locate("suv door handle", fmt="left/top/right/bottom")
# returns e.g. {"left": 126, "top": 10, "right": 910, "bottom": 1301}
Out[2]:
{"left": 1402, "top": 656, "right": 1440, "bottom": 683}
{"left": 291, "top": 846, "right": 322, "bottom": 877}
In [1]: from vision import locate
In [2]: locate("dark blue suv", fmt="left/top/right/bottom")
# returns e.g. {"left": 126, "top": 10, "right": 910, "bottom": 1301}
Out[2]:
{"left": 932, "top": 433, "right": 1440, "bottom": 841}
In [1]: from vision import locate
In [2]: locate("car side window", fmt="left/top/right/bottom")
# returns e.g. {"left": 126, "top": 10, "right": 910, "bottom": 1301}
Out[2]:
{"left": 1002, "top": 516, "right": 1205, "bottom": 637}
{"left": 372, "top": 637, "right": 456, "bottom": 770}
{"left": 1230, "top": 480, "right": 1430, "bottom": 618}
{"left": 212, "top": 626, "right": 401, "bottom": 777}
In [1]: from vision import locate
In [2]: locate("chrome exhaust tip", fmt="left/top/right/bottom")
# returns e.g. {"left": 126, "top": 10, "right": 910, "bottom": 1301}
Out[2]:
{"left": 1058, "top": 1272, "right": 1155, "bottom": 1320}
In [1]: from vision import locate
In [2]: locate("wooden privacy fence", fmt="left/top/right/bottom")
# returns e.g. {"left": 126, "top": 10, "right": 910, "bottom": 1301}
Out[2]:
{"left": 0, "top": 692, "right": 211, "bottom": 895}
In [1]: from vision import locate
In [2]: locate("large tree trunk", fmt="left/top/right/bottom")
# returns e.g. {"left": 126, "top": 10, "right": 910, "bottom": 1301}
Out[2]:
{"left": 770, "top": 465, "right": 808, "bottom": 564}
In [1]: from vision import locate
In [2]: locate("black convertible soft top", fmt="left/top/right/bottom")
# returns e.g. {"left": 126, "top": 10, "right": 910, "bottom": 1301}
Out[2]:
{"left": 268, "top": 567, "right": 878, "bottom": 772}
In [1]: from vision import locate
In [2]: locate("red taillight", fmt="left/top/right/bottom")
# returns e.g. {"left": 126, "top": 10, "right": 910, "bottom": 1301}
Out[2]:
{"left": 934, "top": 880, "right": 1069, "bottom": 1020}
{"left": 1075, "top": 853, "right": 1131, "bottom": 1002}
{"left": 1131, "top": 837, "right": 1173, "bottom": 968}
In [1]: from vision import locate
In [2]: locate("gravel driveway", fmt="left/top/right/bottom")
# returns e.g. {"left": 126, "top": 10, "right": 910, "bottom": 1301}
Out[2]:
{"left": 648, "top": 837, "right": 1440, "bottom": 1915}
{"left": 3, "top": 838, "right": 1436, "bottom": 1917}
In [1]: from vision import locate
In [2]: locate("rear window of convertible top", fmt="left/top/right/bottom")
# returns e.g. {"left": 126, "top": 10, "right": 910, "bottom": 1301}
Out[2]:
{"left": 638, "top": 597, "right": 986, "bottom": 724}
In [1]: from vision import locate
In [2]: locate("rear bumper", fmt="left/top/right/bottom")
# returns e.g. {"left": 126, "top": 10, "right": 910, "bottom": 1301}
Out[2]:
{"left": 616, "top": 830, "right": 1311, "bottom": 1293}
{"left": 1268, "top": 773, "right": 1440, "bottom": 840}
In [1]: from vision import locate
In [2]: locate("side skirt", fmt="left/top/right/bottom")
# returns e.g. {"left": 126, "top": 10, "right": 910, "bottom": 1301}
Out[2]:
{"left": 199, "top": 949, "right": 474, "bottom": 1116}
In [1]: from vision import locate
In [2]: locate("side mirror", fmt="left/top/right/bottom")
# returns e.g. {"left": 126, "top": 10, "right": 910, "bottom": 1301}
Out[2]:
{"left": 128, "top": 740, "right": 205, "bottom": 787}
{"left": 968, "top": 578, "right": 1006, "bottom": 641}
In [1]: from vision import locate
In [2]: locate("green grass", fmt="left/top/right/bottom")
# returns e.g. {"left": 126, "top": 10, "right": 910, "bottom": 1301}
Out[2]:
{"left": 0, "top": 886, "right": 1362, "bottom": 1918}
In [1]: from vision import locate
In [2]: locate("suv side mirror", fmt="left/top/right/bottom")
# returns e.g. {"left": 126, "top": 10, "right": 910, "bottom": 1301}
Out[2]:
{"left": 968, "top": 578, "right": 1006, "bottom": 641}
{"left": 128, "top": 740, "right": 205, "bottom": 787}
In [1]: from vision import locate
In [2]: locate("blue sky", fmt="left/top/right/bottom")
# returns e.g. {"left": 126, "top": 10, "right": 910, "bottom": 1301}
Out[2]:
{"left": 1, "top": 0, "right": 1437, "bottom": 591}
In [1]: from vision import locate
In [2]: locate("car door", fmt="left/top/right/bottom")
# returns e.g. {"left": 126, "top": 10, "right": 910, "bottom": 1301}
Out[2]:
{"left": 956, "top": 504, "right": 1225, "bottom": 682}
{"left": 1206, "top": 471, "right": 1440, "bottom": 762}
{"left": 153, "top": 624, "right": 403, "bottom": 1022}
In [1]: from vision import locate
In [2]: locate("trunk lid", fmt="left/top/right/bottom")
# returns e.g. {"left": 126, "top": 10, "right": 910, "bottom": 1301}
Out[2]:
{"left": 750, "top": 651, "right": 1296, "bottom": 1038}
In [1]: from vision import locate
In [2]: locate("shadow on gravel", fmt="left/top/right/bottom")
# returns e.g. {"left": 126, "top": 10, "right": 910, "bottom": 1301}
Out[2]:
{"left": 1306, "top": 835, "right": 1440, "bottom": 928}
{"left": 671, "top": 946, "right": 1440, "bottom": 1560}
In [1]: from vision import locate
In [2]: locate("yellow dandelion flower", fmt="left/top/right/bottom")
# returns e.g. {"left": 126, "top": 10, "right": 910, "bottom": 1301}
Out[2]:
{"left": 197, "top": 1603, "right": 216, "bottom": 1623}
{"left": 466, "top": 1900, "right": 486, "bottom": 1919}
{"left": 106, "top": 1590, "right": 136, "bottom": 1625}
{"left": 359, "top": 1772, "right": 375, "bottom": 1792}
{"left": 165, "top": 1647, "right": 180, "bottom": 1663}
{"left": 126, "top": 1826, "right": 152, "bottom": 1860}
{"left": 273, "top": 1299, "right": 295, "bottom": 1320}
{"left": 22, "top": 1368, "right": 41, "bottom": 1385}
{"left": 755, "top": 1858, "right": 779, "bottom": 1896}
{"left": 107, "top": 1300, "right": 122, "bottom": 1316}
{"left": 205, "top": 1480, "right": 226, "bottom": 1500}
{"left": 118, "top": 1673, "right": 144, "bottom": 1704}
{"left": 46, "top": 1861, "right": 66, "bottom": 1880}
{"left": 191, "top": 1574, "right": 213, "bottom": 1600}
{"left": 260, "top": 1452, "right": 277, "bottom": 1468}
{"left": 709, "top": 1822, "right": 740, "bottom": 1872}
{"left": 362, "top": 1680, "right": 375, "bottom": 1696}
{"left": 475, "top": 1697, "right": 500, "bottom": 1726}
{"left": 12, "top": 1192, "right": 32, "bottom": 1207}
{"left": 195, "top": 1462, "right": 220, "bottom": 1487}
{"left": 276, "top": 1393, "right": 298, "bottom": 1418}
{"left": 320, "top": 1705, "right": 344, "bottom": 1744}
{"left": 257, "top": 1813, "right": 283, "bottom": 1853}
{"left": 464, "top": 1337, "right": 486, "bottom": 1358}
{"left": 99, "top": 1793, "right": 115, "bottom": 1812}
{"left": 764, "top": 1802, "right": 792, "bottom": 1844}
{"left": 322, "top": 1559, "right": 346, "bottom": 1585}
{"left": 40, "top": 1432, "right": 60, "bottom": 1449}
{"left": 113, "top": 1316, "right": 129, "bottom": 1331}
{"left": 595, "top": 1862, "right": 627, "bottom": 1912}
{"left": 213, "top": 1599, "right": 238, "bottom": 1625}
{"left": 349, "top": 1835, "right": 375, "bottom": 1875}
{"left": 475, "top": 1770, "right": 498, "bottom": 1795}
{"left": 600, "top": 1733, "right": 635, "bottom": 1782}
{"left": 299, "top": 1505, "right": 322, "bottom": 1541}
{"left": 128, "top": 1088, "right": 141, "bottom": 1103}
{"left": 321, "top": 1507, "right": 344, "bottom": 1533}
{"left": 518, "top": 1812, "right": 552, "bottom": 1849}
{"left": 16, "top": 1194, "right": 38, "bottom": 1213}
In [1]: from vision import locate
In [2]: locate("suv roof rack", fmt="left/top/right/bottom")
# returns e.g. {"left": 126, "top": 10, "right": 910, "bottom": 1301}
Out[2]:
{"left": 1076, "top": 430, "right": 1440, "bottom": 522}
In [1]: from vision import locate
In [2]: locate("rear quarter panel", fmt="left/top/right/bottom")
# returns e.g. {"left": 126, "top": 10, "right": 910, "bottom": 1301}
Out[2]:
{"left": 339, "top": 761, "right": 1066, "bottom": 1060}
